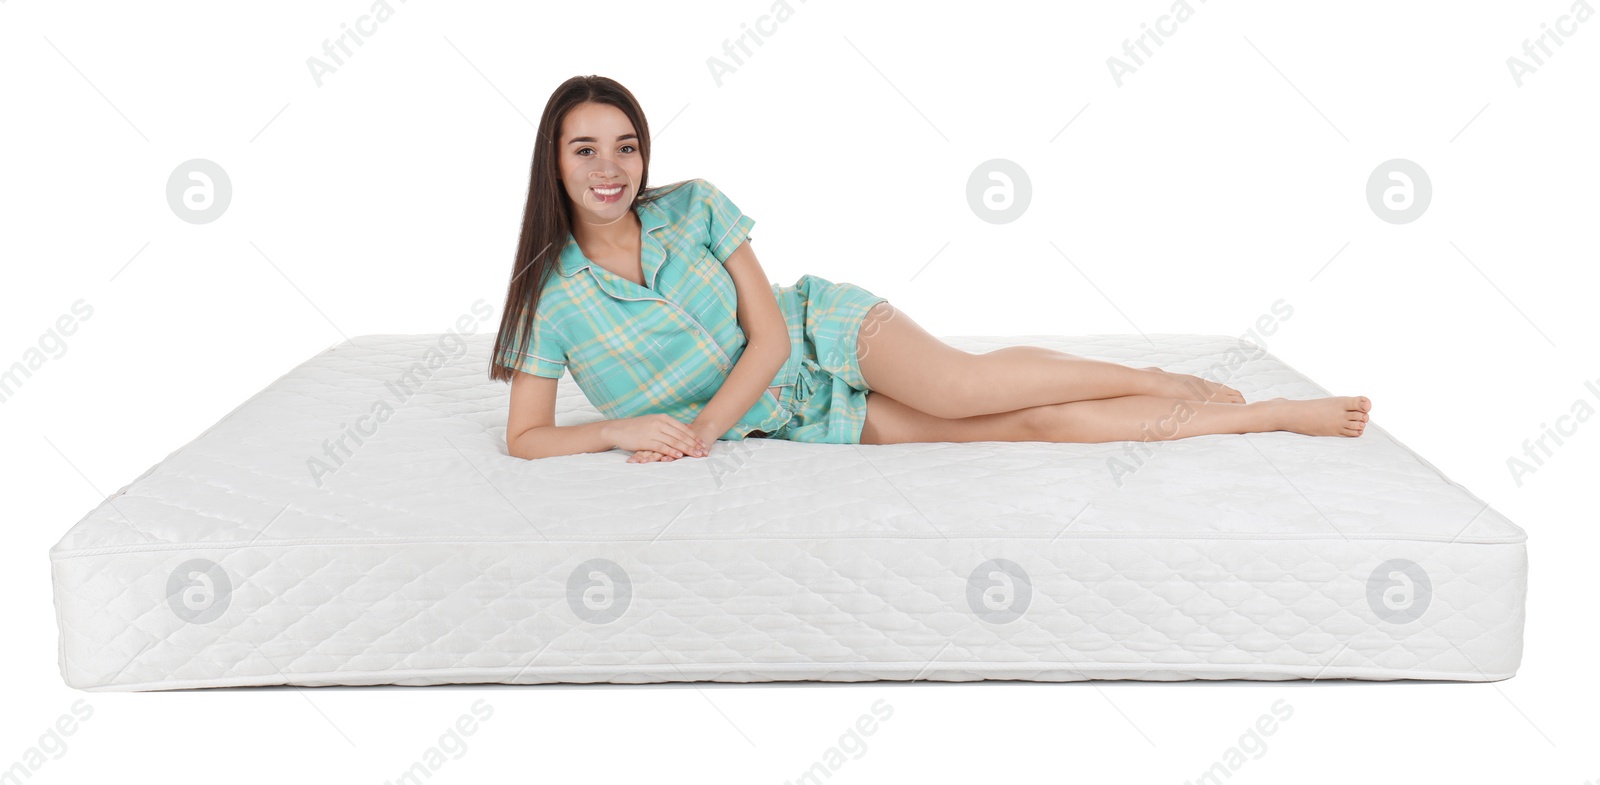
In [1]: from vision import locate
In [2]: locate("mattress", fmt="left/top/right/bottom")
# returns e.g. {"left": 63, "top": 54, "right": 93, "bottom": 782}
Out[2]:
{"left": 49, "top": 332, "right": 1527, "bottom": 691}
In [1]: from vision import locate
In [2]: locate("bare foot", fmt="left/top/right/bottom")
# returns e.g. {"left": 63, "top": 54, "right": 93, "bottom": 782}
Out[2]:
{"left": 1265, "top": 396, "right": 1371, "bottom": 437}
{"left": 1141, "top": 368, "right": 1245, "bottom": 404}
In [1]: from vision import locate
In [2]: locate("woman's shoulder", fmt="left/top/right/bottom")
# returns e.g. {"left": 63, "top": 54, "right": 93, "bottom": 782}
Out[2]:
{"left": 532, "top": 263, "right": 581, "bottom": 312}
{"left": 640, "top": 177, "right": 745, "bottom": 234}
{"left": 640, "top": 177, "right": 706, "bottom": 207}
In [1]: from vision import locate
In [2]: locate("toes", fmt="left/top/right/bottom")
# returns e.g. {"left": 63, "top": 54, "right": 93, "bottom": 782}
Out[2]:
{"left": 1356, "top": 396, "right": 1371, "bottom": 412}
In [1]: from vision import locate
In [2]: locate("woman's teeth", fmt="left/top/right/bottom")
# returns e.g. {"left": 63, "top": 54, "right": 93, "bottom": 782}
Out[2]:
{"left": 593, "top": 185, "right": 624, "bottom": 203}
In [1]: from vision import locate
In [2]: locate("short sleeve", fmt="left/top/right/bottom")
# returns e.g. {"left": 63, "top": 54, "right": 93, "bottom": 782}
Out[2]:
{"left": 698, "top": 179, "right": 756, "bottom": 264}
{"left": 497, "top": 306, "right": 567, "bottom": 379}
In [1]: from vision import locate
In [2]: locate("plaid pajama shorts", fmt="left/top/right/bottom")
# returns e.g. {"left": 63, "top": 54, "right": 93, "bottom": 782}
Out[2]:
{"left": 747, "top": 273, "right": 889, "bottom": 444}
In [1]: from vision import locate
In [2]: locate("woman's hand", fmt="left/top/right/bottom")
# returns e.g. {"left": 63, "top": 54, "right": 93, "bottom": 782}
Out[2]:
{"left": 627, "top": 448, "right": 680, "bottom": 463}
{"left": 628, "top": 429, "right": 722, "bottom": 462}
{"left": 603, "top": 414, "right": 709, "bottom": 460}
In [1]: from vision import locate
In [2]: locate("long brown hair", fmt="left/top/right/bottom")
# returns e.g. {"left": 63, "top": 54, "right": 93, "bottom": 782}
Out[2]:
{"left": 489, "top": 75, "right": 680, "bottom": 383}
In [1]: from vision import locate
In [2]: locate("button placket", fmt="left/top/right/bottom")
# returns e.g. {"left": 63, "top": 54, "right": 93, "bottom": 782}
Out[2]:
{"left": 581, "top": 269, "right": 734, "bottom": 372}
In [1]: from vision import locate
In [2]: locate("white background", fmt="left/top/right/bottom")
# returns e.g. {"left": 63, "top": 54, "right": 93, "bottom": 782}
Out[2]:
{"left": 3, "top": 0, "right": 1596, "bottom": 782}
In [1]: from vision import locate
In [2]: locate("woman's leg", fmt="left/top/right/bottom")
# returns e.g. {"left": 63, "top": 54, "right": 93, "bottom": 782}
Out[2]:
{"left": 859, "top": 390, "right": 1371, "bottom": 445}
{"left": 979, "top": 344, "right": 1246, "bottom": 406}
{"left": 854, "top": 302, "right": 1242, "bottom": 420}
{"left": 1029, "top": 394, "right": 1371, "bottom": 442}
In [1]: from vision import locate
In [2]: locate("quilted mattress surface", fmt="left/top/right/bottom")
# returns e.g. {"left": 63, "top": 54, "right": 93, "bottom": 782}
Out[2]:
{"left": 49, "top": 332, "right": 1527, "bottom": 691}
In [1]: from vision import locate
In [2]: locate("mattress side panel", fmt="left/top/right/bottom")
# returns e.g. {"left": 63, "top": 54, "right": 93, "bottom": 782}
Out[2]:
{"left": 53, "top": 535, "right": 1526, "bottom": 691}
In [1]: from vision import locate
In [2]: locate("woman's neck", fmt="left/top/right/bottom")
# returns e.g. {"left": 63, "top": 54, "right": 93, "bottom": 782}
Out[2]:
{"left": 571, "top": 207, "right": 640, "bottom": 255}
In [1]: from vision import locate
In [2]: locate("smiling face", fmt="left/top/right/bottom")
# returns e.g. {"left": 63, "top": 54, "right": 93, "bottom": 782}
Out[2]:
{"left": 558, "top": 101, "right": 644, "bottom": 228}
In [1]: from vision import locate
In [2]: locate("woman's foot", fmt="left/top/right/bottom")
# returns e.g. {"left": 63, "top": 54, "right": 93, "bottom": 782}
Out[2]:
{"left": 1139, "top": 367, "right": 1246, "bottom": 404}
{"left": 1264, "top": 396, "right": 1371, "bottom": 437}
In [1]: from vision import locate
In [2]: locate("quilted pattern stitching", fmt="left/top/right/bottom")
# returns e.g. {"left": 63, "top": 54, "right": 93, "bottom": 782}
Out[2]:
{"left": 48, "top": 333, "right": 1526, "bottom": 690}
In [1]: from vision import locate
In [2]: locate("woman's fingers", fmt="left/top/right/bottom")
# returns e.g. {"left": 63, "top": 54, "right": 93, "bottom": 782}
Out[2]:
{"left": 658, "top": 428, "right": 704, "bottom": 458}
{"left": 643, "top": 418, "right": 706, "bottom": 458}
{"left": 671, "top": 422, "right": 709, "bottom": 455}
{"left": 667, "top": 432, "right": 693, "bottom": 456}
{"left": 679, "top": 429, "right": 709, "bottom": 457}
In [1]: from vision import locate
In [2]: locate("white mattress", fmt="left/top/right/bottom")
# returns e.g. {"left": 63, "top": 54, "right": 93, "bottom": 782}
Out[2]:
{"left": 49, "top": 333, "right": 1527, "bottom": 691}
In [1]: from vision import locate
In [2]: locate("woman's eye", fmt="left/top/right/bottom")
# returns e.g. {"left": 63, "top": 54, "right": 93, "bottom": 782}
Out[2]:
{"left": 577, "top": 145, "right": 636, "bottom": 156}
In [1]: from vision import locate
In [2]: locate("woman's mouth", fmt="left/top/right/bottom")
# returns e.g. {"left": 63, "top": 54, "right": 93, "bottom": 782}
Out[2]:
{"left": 591, "top": 184, "right": 626, "bottom": 204}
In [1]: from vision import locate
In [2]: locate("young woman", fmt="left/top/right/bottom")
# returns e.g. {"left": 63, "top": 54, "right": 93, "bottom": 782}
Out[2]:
{"left": 491, "top": 76, "right": 1370, "bottom": 462}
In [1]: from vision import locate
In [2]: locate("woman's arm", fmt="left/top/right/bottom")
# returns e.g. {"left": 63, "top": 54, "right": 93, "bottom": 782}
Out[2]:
{"left": 511, "top": 421, "right": 618, "bottom": 460}
{"left": 689, "top": 238, "right": 789, "bottom": 444}
{"left": 507, "top": 371, "right": 621, "bottom": 459}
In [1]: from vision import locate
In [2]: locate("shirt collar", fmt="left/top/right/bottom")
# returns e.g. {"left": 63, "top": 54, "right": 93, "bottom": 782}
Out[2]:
{"left": 556, "top": 198, "right": 669, "bottom": 280}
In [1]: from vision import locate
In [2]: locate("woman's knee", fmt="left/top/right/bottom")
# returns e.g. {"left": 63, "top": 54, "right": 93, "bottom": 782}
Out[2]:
{"left": 938, "top": 354, "right": 1018, "bottom": 419}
